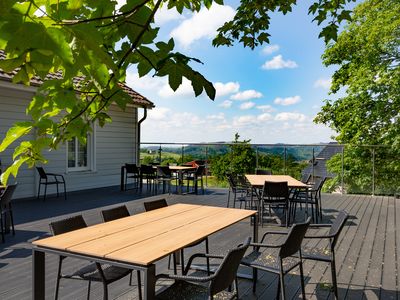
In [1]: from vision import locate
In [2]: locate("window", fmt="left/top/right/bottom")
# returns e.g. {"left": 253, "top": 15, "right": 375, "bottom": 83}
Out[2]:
{"left": 67, "top": 130, "right": 96, "bottom": 172}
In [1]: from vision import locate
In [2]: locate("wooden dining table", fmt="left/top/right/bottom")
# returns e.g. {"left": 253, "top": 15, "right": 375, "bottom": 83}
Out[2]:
{"left": 245, "top": 174, "right": 310, "bottom": 222}
{"left": 32, "top": 203, "right": 257, "bottom": 300}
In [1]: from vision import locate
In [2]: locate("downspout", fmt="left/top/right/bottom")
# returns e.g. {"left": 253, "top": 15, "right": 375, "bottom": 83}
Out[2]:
{"left": 137, "top": 107, "right": 147, "bottom": 165}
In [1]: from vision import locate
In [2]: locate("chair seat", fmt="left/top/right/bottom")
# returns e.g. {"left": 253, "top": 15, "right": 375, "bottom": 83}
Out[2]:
{"left": 65, "top": 263, "right": 131, "bottom": 283}
{"left": 301, "top": 246, "right": 332, "bottom": 262}
{"left": 241, "top": 248, "right": 300, "bottom": 273}
{"left": 156, "top": 280, "right": 236, "bottom": 300}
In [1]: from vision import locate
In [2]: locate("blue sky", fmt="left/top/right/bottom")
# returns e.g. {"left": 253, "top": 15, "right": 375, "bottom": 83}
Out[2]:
{"left": 125, "top": 1, "right": 340, "bottom": 144}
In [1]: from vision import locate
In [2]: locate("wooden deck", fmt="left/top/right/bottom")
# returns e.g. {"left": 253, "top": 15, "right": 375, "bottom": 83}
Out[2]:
{"left": 0, "top": 186, "right": 399, "bottom": 299}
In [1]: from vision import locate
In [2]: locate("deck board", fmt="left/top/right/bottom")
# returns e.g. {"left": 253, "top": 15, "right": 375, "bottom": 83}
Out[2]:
{"left": 0, "top": 185, "right": 399, "bottom": 299}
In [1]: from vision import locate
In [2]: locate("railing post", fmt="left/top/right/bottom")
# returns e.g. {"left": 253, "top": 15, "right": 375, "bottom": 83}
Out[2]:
{"left": 205, "top": 146, "right": 208, "bottom": 187}
{"left": 158, "top": 144, "right": 162, "bottom": 164}
{"left": 284, "top": 147, "right": 287, "bottom": 174}
{"left": 312, "top": 147, "right": 315, "bottom": 182}
{"left": 256, "top": 146, "right": 258, "bottom": 170}
{"left": 341, "top": 147, "right": 344, "bottom": 195}
{"left": 372, "top": 148, "right": 375, "bottom": 196}
{"left": 181, "top": 145, "right": 184, "bottom": 165}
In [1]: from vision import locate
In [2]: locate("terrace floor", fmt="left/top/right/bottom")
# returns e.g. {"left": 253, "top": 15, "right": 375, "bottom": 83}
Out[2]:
{"left": 0, "top": 186, "right": 399, "bottom": 299}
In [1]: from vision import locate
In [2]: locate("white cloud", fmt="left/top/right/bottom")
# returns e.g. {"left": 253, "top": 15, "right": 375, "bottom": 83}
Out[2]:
{"left": 158, "top": 78, "right": 195, "bottom": 98}
{"left": 207, "top": 113, "right": 225, "bottom": 120}
{"left": 262, "top": 55, "right": 298, "bottom": 70}
{"left": 256, "top": 105, "right": 275, "bottom": 113}
{"left": 230, "top": 90, "right": 263, "bottom": 101}
{"left": 214, "top": 81, "right": 240, "bottom": 97}
{"left": 155, "top": 6, "right": 184, "bottom": 25}
{"left": 126, "top": 71, "right": 165, "bottom": 91}
{"left": 233, "top": 115, "right": 257, "bottom": 127}
{"left": 314, "top": 78, "right": 332, "bottom": 89}
{"left": 240, "top": 101, "right": 256, "bottom": 110}
{"left": 148, "top": 107, "right": 171, "bottom": 121}
{"left": 261, "top": 44, "right": 280, "bottom": 55}
{"left": 257, "top": 113, "right": 273, "bottom": 121}
{"left": 170, "top": 4, "right": 235, "bottom": 48}
{"left": 274, "top": 95, "right": 301, "bottom": 106}
{"left": 219, "top": 100, "right": 233, "bottom": 108}
{"left": 275, "top": 112, "right": 307, "bottom": 122}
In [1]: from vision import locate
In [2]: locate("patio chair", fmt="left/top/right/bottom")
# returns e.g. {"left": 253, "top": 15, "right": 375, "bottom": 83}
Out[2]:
{"left": 0, "top": 184, "right": 17, "bottom": 243}
{"left": 50, "top": 215, "right": 133, "bottom": 300}
{"left": 241, "top": 218, "right": 311, "bottom": 299}
{"left": 155, "top": 237, "right": 251, "bottom": 300}
{"left": 300, "top": 173, "right": 312, "bottom": 184}
{"left": 302, "top": 210, "right": 349, "bottom": 299}
{"left": 124, "top": 163, "right": 141, "bottom": 190}
{"left": 185, "top": 165, "right": 205, "bottom": 194}
{"left": 140, "top": 165, "right": 157, "bottom": 190}
{"left": 155, "top": 166, "right": 174, "bottom": 194}
{"left": 226, "top": 174, "right": 248, "bottom": 209}
{"left": 36, "top": 167, "right": 66, "bottom": 201}
{"left": 261, "top": 181, "right": 290, "bottom": 227}
{"left": 143, "top": 199, "right": 210, "bottom": 275}
{"left": 255, "top": 168, "right": 272, "bottom": 175}
{"left": 290, "top": 177, "right": 326, "bottom": 222}
{"left": 100, "top": 205, "right": 143, "bottom": 300}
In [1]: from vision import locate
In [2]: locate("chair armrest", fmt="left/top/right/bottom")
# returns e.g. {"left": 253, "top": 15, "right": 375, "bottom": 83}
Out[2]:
{"left": 260, "top": 230, "right": 289, "bottom": 243}
{"left": 183, "top": 253, "right": 224, "bottom": 274}
{"left": 250, "top": 242, "right": 284, "bottom": 249}
{"left": 304, "top": 233, "right": 336, "bottom": 239}
{"left": 156, "top": 272, "right": 214, "bottom": 283}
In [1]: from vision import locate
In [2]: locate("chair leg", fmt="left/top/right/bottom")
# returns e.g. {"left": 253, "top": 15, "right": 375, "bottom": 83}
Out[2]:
{"left": 331, "top": 259, "right": 339, "bottom": 299}
{"left": 56, "top": 182, "right": 59, "bottom": 197}
{"left": 205, "top": 238, "right": 210, "bottom": 275}
{"left": 252, "top": 268, "right": 258, "bottom": 292}
{"left": 0, "top": 215, "right": 5, "bottom": 243}
{"left": 227, "top": 189, "right": 231, "bottom": 208}
{"left": 180, "top": 248, "right": 185, "bottom": 274}
{"left": 299, "top": 262, "right": 306, "bottom": 299}
{"left": 86, "top": 281, "right": 91, "bottom": 300}
{"left": 10, "top": 210, "right": 15, "bottom": 235}
{"left": 44, "top": 184, "right": 47, "bottom": 201}
{"left": 102, "top": 282, "right": 108, "bottom": 300}
{"left": 276, "top": 274, "right": 281, "bottom": 300}
{"left": 37, "top": 183, "right": 41, "bottom": 200}
{"left": 279, "top": 271, "right": 286, "bottom": 300}
{"left": 54, "top": 258, "right": 63, "bottom": 300}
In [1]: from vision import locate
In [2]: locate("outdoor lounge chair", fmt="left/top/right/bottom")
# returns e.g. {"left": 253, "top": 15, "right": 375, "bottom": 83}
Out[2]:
{"left": 50, "top": 215, "right": 133, "bottom": 300}
{"left": 0, "top": 184, "right": 17, "bottom": 243}
{"left": 36, "top": 167, "right": 66, "bottom": 201}
{"left": 155, "top": 237, "right": 251, "bottom": 300}
{"left": 100, "top": 205, "right": 143, "bottom": 300}
{"left": 302, "top": 210, "right": 349, "bottom": 299}
{"left": 143, "top": 199, "right": 210, "bottom": 274}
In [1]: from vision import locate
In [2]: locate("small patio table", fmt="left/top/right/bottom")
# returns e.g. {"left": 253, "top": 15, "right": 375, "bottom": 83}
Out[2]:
{"left": 167, "top": 166, "right": 196, "bottom": 194}
{"left": 32, "top": 203, "right": 257, "bottom": 300}
{"left": 245, "top": 174, "right": 309, "bottom": 223}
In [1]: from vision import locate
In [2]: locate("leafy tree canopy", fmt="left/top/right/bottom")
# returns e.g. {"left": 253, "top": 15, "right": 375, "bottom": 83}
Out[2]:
{"left": 315, "top": 0, "right": 400, "bottom": 146}
{"left": 0, "top": 0, "right": 354, "bottom": 184}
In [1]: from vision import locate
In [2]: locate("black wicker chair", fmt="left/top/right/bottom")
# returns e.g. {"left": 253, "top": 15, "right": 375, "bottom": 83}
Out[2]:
{"left": 50, "top": 215, "right": 134, "bottom": 300}
{"left": 290, "top": 177, "right": 326, "bottom": 222}
{"left": 261, "top": 181, "right": 290, "bottom": 227}
{"left": 0, "top": 184, "right": 17, "bottom": 243}
{"left": 185, "top": 165, "right": 206, "bottom": 194}
{"left": 255, "top": 168, "right": 272, "bottom": 175}
{"left": 226, "top": 174, "right": 248, "bottom": 209}
{"left": 124, "top": 163, "right": 141, "bottom": 190}
{"left": 36, "top": 167, "right": 66, "bottom": 201}
{"left": 155, "top": 237, "right": 251, "bottom": 300}
{"left": 302, "top": 210, "right": 349, "bottom": 299}
{"left": 241, "top": 218, "right": 311, "bottom": 299}
{"left": 100, "top": 205, "right": 143, "bottom": 300}
{"left": 143, "top": 199, "right": 210, "bottom": 275}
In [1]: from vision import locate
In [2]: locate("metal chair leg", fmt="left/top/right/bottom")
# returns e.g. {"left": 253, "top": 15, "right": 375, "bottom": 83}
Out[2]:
{"left": 331, "top": 259, "right": 339, "bottom": 299}
{"left": 86, "top": 281, "right": 91, "bottom": 300}
{"left": 299, "top": 262, "right": 306, "bottom": 299}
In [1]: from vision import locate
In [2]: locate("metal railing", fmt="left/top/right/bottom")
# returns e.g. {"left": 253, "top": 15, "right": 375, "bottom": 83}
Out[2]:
{"left": 140, "top": 142, "right": 400, "bottom": 196}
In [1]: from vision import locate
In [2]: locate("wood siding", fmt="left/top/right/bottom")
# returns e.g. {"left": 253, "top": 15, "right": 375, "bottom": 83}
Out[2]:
{"left": 0, "top": 82, "right": 138, "bottom": 199}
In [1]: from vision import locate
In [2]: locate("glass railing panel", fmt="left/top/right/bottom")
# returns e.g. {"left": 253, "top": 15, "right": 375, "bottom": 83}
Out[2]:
{"left": 374, "top": 146, "right": 400, "bottom": 195}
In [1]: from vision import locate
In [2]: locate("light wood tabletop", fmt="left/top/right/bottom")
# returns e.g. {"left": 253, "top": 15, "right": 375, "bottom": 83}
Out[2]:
{"left": 33, "top": 203, "right": 256, "bottom": 265}
{"left": 245, "top": 174, "right": 308, "bottom": 188}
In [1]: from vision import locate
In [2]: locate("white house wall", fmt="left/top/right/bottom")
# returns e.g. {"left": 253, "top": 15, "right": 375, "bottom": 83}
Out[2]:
{"left": 0, "top": 83, "right": 138, "bottom": 199}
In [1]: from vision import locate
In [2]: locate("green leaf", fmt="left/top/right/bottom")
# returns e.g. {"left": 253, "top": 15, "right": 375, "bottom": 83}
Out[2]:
{"left": 0, "top": 122, "right": 33, "bottom": 152}
{"left": 67, "top": 0, "right": 83, "bottom": 10}
{"left": 0, "top": 157, "right": 29, "bottom": 185}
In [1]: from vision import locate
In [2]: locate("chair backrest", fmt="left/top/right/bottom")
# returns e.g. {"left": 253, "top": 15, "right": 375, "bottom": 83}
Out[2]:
{"left": 226, "top": 174, "right": 236, "bottom": 189}
{"left": 36, "top": 167, "right": 47, "bottom": 179}
{"left": 255, "top": 169, "right": 272, "bottom": 175}
{"left": 328, "top": 210, "right": 349, "bottom": 248}
{"left": 279, "top": 217, "right": 311, "bottom": 258}
{"left": 300, "top": 173, "right": 311, "bottom": 184}
{"left": 195, "top": 165, "right": 205, "bottom": 177}
{"left": 0, "top": 184, "right": 17, "bottom": 208}
{"left": 125, "top": 163, "right": 139, "bottom": 174}
{"left": 262, "top": 181, "right": 289, "bottom": 203}
{"left": 49, "top": 215, "right": 87, "bottom": 236}
{"left": 140, "top": 165, "right": 155, "bottom": 175}
{"left": 157, "top": 166, "right": 171, "bottom": 177}
{"left": 101, "top": 205, "right": 130, "bottom": 222}
{"left": 143, "top": 199, "right": 168, "bottom": 211}
{"left": 210, "top": 237, "right": 251, "bottom": 296}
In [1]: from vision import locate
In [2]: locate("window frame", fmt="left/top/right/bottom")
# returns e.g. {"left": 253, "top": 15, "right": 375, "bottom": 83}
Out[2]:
{"left": 66, "top": 125, "right": 96, "bottom": 172}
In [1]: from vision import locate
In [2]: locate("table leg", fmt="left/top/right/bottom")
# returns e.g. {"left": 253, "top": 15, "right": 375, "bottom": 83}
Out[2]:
{"left": 32, "top": 249, "right": 45, "bottom": 300}
{"left": 252, "top": 214, "right": 258, "bottom": 244}
{"left": 120, "top": 166, "right": 125, "bottom": 191}
{"left": 143, "top": 264, "right": 156, "bottom": 300}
